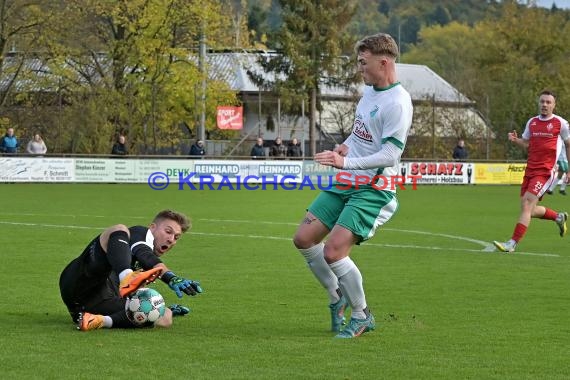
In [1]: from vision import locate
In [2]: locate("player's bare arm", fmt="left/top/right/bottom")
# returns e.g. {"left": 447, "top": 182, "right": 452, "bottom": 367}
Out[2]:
{"left": 508, "top": 130, "right": 529, "bottom": 149}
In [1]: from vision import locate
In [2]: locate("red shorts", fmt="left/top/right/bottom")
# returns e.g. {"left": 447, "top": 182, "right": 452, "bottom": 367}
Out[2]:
{"left": 520, "top": 173, "right": 554, "bottom": 198}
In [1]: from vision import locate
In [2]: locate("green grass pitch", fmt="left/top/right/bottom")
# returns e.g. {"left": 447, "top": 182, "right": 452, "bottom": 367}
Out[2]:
{"left": 1, "top": 183, "right": 569, "bottom": 379}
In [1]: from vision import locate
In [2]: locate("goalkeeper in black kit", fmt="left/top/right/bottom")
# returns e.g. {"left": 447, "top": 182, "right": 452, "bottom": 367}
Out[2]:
{"left": 59, "top": 210, "right": 203, "bottom": 331}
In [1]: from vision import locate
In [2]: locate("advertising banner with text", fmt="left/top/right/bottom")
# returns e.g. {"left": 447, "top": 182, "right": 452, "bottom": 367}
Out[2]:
{"left": 0, "top": 157, "right": 527, "bottom": 185}
{"left": 473, "top": 163, "right": 526, "bottom": 185}
{"left": 216, "top": 106, "right": 243, "bottom": 130}
{"left": 402, "top": 161, "right": 473, "bottom": 185}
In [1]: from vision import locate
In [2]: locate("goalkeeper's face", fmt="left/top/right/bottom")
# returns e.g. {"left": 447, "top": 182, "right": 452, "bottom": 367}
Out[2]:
{"left": 150, "top": 219, "right": 183, "bottom": 256}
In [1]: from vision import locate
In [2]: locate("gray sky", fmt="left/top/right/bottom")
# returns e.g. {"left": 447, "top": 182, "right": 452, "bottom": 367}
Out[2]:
{"left": 535, "top": 0, "right": 570, "bottom": 8}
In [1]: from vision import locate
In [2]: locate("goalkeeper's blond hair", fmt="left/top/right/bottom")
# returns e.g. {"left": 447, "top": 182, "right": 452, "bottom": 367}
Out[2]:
{"left": 153, "top": 210, "right": 191, "bottom": 232}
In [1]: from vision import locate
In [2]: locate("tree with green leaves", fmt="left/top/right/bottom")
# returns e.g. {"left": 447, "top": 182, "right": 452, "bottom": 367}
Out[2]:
{"left": 34, "top": 0, "right": 240, "bottom": 154}
{"left": 403, "top": 2, "right": 570, "bottom": 159}
{"left": 429, "top": 4, "right": 451, "bottom": 26}
{"left": 0, "top": 0, "right": 54, "bottom": 142}
{"left": 249, "top": 0, "right": 357, "bottom": 156}
{"left": 474, "top": 3, "right": 570, "bottom": 159}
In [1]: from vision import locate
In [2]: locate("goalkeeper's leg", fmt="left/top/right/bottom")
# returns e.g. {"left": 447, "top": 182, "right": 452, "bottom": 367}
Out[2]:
{"left": 79, "top": 277, "right": 172, "bottom": 329}
{"left": 99, "top": 225, "right": 161, "bottom": 297}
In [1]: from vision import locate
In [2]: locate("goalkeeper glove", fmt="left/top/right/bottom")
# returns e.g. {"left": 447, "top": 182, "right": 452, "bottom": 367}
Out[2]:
{"left": 169, "top": 304, "right": 191, "bottom": 317}
{"left": 163, "top": 271, "right": 203, "bottom": 298}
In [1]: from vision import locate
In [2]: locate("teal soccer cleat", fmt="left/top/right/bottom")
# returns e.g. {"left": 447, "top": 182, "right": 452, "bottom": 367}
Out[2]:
{"left": 334, "top": 313, "right": 376, "bottom": 338}
{"left": 329, "top": 296, "right": 349, "bottom": 332}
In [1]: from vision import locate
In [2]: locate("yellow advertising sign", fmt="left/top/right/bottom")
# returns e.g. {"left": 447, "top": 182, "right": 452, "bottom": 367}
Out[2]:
{"left": 474, "top": 163, "right": 526, "bottom": 184}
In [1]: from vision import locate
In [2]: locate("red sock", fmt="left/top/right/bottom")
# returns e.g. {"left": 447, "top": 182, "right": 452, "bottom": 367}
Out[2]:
{"left": 542, "top": 208, "right": 558, "bottom": 221}
{"left": 511, "top": 223, "right": 527, "bottom": 243}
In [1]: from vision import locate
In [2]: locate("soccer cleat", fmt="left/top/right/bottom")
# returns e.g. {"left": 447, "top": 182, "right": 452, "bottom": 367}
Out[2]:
{"left": 77, "top": 312, "right": 104, "bottom": 331}
{"left": 546, "top": 190, "right": 554, "bottom": 195}
{"left": 493, "top": 240, "right": 516, "bottom": 253}
{"left": 556, "top": 212, "right": 568, "bottom": 237}
{"left": 329, "top": 296, "right": 349, "bottom": 332}
{"left": 560, "top": 190, "right": 567, "bottom": 196}
{"left": 334, "top": 313, "right": 376, "bottom": 338}
{"left": 119, "top": 268, "right": 162, "bottom": 298}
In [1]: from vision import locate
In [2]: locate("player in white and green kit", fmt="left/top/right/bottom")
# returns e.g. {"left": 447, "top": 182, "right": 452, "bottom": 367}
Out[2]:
{"left": 546, "top": 147, "right": 568, "bottom": 195}
{"left": 292, "top": 33, "right": 413, "bottom": 338}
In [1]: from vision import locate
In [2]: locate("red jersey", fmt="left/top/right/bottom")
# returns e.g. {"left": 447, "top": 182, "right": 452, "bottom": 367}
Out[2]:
{"left": 522, "top": 114, "right": 570, "bottom": 176}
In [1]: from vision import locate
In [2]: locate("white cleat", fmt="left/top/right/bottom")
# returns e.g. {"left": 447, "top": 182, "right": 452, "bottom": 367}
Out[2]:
{"left": 556, "top": 212, "right": 568, "bottom": 237}
{"left": 493, "top": 240, "right": 516, "bottom": 253}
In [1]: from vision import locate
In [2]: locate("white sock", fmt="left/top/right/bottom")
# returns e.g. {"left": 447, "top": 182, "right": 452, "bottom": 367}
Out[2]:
{"left": 329, "top": 257, "right": 367, "bottom": 319}
{"left": 103, "top": 316, "right": 113, "bottom": 328}
{"left": 560, "top": 179, "right": 567, "bottom": 191}
{"left": 298, "top": 243, "right": 340, "bottom": 304}
{"left": 118, "top": 269, "right": 133, "bottom": 281}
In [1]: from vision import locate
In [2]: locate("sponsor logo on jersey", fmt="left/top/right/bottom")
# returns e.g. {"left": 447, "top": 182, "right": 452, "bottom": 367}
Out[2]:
{"left": 532, "top": 132, "right": 555, "bottom": 138}
{"left": 352, "top": 119, "right": 373, "bottom": 142}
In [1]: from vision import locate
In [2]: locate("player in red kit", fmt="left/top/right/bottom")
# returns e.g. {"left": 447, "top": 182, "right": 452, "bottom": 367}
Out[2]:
{"left": 493, "top": 89, "right": 570, "bottom": 253}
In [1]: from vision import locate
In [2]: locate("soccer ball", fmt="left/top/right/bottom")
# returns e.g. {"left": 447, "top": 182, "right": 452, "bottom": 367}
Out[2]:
{"left": 125, "top": 288, "right": 166, "bottom": 325}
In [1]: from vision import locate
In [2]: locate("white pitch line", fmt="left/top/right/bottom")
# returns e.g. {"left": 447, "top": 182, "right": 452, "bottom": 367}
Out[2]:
{"left": 0, "top": 221, "right": 100, "bottom": 229}
{"left": 0, "top": 212, "right": 147, "bottom": 219}
{"left": 199, "top": 218, "right": 299, "bottom": 226}
{"left": 0, "top": 219, "right": 560, "bottom": 257}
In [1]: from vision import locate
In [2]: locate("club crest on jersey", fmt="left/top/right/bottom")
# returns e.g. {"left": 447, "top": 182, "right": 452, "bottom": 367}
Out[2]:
{"left": 353, "top": 119, "right": 373, "bottom": 142}
{"left": 370, "top": 105, "right": 379, "bottom": 118}
{"left": 547, "top": 123, "right": 553, "bottom": 131}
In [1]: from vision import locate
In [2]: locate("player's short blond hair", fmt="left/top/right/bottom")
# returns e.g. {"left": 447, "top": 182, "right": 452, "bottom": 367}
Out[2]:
{"left": 153, "top": 210, "right": 191, "bottom": 232}
{"left": 354, "top": 33, "right": 399, "bottom": 60}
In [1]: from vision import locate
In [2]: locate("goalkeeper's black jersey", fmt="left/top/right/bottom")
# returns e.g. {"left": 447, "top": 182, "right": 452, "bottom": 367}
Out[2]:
{"left": 128, "top": 226, "right": 162, "bottom": 270}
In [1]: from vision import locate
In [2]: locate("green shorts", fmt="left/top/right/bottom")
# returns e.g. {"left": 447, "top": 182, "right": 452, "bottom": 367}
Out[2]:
{"left": 558, "top": 160, "right": 568, "bottom": 173}
{"left": 308, "top": 185, "right": 399, "bottom": 243}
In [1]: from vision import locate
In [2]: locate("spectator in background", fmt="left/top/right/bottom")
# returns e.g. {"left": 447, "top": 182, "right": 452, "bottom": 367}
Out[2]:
{"left": 270, "top": 137, "right": 287, "bottom": 159}
{"left": 0, "top": 127, "right": 19, "bottom": 154}
{"left": 452, "top": 139, "right": 468, "bottom": 161}
{"left": 189, "top": 139, "right": 206, "bottom": 158}
{"left": 26, "top": 133, "right": 47, "bottom": 155}
{"left": 111, "top": 134, "right": 128, "bottom": 156}
{"left": 250, "top": 137, "right": 266, "bottom": 159}
{"left": 287, "top": 138, "right": 303, "bottom": 158}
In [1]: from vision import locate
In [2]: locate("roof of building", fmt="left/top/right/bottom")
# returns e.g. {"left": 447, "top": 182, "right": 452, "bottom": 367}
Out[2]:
{"left": 203, "top": 52, "right": 474, "bottom": 106}
{"left": 1, "top": 52, "right": 473, "bottom": 106}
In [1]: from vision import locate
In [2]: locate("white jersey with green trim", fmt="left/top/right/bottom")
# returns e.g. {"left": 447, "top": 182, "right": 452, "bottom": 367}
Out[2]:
{"left": 342, "top": 82, "right": 413, "bottom": 191}
{"left": 558, "top": 139, "right": 567, "bottom": 162}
